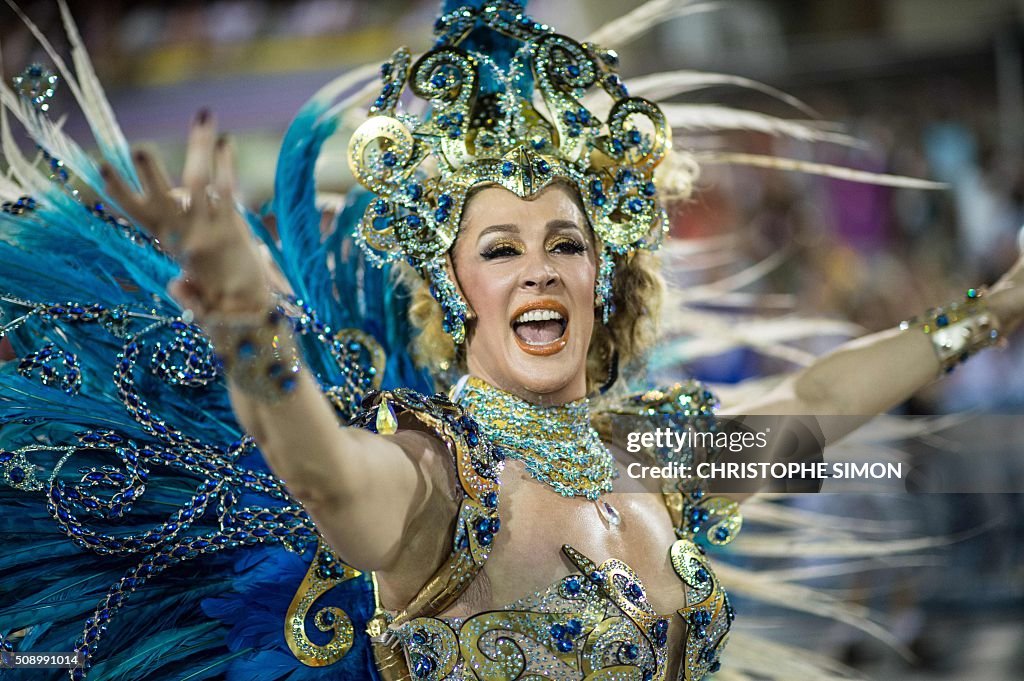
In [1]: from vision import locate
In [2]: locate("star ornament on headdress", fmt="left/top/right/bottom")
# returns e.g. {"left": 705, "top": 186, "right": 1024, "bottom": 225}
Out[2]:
{"left": 347, "top": 0, "right": 671, "bottom": 341}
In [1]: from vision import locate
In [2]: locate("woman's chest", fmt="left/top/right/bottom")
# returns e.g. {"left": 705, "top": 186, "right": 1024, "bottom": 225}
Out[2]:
{"left": 448, "top": 463, "right": 687, "bottom": 617}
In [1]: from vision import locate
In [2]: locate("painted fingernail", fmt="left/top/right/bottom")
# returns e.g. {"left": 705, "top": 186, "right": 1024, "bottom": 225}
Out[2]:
{"left": 196, "top": 108, "right": 211, "bottom": 125}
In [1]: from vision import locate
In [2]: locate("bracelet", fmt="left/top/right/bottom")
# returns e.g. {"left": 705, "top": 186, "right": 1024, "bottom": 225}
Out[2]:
{"left": 900, "top": 288, "right": 1002, "bottom": 374}
{"left": 207, "top": 308, "right": 301, "bottom": 401}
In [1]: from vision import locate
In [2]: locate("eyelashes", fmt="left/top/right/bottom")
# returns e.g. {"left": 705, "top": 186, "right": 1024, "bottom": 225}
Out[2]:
{"left": 549, "top": 237, "right": 587, "bottom": 255}
{"left": 479, "top": 237, "right": 587, "bottom": 259}
{"left": 481, "top": 240, "right": 521, "bottom": 259}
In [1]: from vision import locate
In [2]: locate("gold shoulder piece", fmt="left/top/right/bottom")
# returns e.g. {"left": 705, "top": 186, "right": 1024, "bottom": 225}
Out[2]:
{"left": 285, "top": 540, "right": 362, "bottom": 667}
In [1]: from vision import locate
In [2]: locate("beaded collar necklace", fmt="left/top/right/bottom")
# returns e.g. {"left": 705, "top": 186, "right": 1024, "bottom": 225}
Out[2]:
{"left": 455, "top": 376, "right": 616, "bottom": 500}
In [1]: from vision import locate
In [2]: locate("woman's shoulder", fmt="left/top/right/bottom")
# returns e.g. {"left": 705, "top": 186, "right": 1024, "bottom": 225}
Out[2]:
{"left": 593, "top": 380, "right": 720, "bottom": 466}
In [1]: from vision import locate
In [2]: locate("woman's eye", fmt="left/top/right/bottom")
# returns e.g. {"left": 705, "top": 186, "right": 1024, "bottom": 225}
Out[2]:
{"left": 550, "top": 238, "right": 587, "bottom": 255}
{"left": 481, "top": 243, "right": 521, "bottom": 259}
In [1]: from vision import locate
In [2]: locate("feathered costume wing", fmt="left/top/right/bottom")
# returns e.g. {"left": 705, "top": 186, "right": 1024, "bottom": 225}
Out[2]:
{"left": 0, "top": 2, "right": 432, "bottom": 678}
{"left": 0, "top": 1, "right": 939, "bottom": 680}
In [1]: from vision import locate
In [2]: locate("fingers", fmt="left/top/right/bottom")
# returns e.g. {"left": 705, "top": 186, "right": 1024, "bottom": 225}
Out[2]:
{"left": 182, "top": 108, "right": 216, "bottom": 203}
{"left": 133, "top": 147, "right": 173, "bottom": 198}
{"left": 100, "top": 163, "right": 146, "bottom": 221}
{"left": 213, "top": 134, "right": 238, "bottom": 207}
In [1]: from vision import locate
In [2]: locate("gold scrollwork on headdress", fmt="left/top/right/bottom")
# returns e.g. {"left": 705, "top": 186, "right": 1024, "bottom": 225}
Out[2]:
{"left": 346, "top": 0, "right": 673, "bottom": 271}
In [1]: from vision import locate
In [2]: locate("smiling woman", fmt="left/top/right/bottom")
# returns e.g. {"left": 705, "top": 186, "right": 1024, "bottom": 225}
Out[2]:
{"left": 409, "top": 184, "right": 665, "bottom": 398}
{"left": 453, "top": 184, "right": 598, "bottom": 404}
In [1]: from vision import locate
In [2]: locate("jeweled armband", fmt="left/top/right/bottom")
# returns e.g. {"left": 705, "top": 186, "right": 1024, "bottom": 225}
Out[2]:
{"left": 900, "top": 288, "right": 1003, "bottom": 374}
{"left": 207, "top": 309, "right": 301, "bottom": 401}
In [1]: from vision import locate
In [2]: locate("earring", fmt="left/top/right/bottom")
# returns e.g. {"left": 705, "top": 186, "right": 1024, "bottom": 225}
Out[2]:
{"left": 425, "top": 258, "right": 468, "bottom": 345}
{"left": 599, "top": 350, "right": 620, "bottom": 394}
{"left": 595, "top": 247, "right": 616, "bottom": 324}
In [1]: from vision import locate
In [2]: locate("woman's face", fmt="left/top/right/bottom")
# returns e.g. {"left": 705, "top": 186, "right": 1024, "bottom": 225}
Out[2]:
{"left": 452, "top": 183, "right": 597, "bottom": 405}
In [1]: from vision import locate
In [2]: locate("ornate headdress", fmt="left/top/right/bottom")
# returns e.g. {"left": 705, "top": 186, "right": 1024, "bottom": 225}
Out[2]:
{"left": 346, "top": 0, "right": 670, "bottom": 343}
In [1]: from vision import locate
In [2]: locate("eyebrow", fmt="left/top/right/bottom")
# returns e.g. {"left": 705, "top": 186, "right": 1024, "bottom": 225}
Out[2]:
{"left": 477, "top": 219, "right": 584, "bottom": 240}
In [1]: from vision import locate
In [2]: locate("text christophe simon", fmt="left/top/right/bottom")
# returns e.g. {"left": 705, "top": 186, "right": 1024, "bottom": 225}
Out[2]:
{"left": 623, "top": 427, "right": 904, "bottom": 482}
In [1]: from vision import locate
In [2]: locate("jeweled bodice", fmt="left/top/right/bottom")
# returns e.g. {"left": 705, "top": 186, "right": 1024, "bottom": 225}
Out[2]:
{"left": 353, "top": 383, "right": 740, "bottom": 681}
{"left": 388, "top": 542, "right": 732, "bottom": 681}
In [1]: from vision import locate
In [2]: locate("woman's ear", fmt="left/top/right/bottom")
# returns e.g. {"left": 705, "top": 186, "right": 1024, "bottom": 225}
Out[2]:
{"left": 445, "top": 252, "right": 476, "bottom": 321}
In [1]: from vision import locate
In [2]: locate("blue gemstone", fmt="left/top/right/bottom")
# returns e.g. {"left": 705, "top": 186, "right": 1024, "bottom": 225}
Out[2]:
{"left": 438, "top": 194, "right": 453, "bottom": 209}
{"left": 467, "top": 431, "right": 479, "bottom": 446}
{"left": 536, "top": 160, "right": 551, "bottom": 174}
{"left": 628, "top": 198, "right": 644, "bottom": 213}
{"left": 475, "top": 517, "right": 491, "bottom": 533}
{"left": 936, "top": 314, "right": 949, "bottom": 328}
{"left": 373, "top": 200, "right": 388, "bottom": 215}
{"left": 627, "top": 582, "right": 643, "bottom": 600}
{"left": 578, "top": 109, "right": 591, "bottom": 125}
{"left": 628, "top": 129, "right": 642, "bottom": 145}
{"left": 567, "top": 64, "right": 581, "bottom": 77}
{"left": 490, "top": 518, "right": 500, "bottom": 533}
{"left": 611, "top": 139, "right": 624, "bottom": 153}
{"left": 696, "top": 567, "right": 709, "bottom": 583}
{"left": 550, "top": 623, "right": 566, "bottom": 639}
{"left": 592, "top": 194, "right": 606, "bottom": 207}
{"left": 566, "top": 618, "right": 582, "bottom": 636}
{"left": 501, "top": 161, "right": 515, "bottom": 176}
{"left": 564, "top": 111, "right": 577, "bottom": 124}
{"left": 0, "top": 451, "right": 13, "bottom": 463}
{"left": 642, "top": 181, "right": 657, "bottom": 196}
{"left": 434, "top": 208, "right": 449, "bottom": 222}
{"left": 589, "top": 570, "right": 604, "bottom": 584}
{"left": 483, "top": 491, "right": 498, "bottom": 508}
{"left": 382, "top": 151, "right": 398, "bottom": 167}
{"left": 405, "top": 214, "right": 423, "bottom": 228}
{"left": 412, "top": 654, "right": 434, "bottom": 677}
{"left": 624, "top": 643, "right": 639, "bottom": 659}
{"left": 476, "top": 530, "right": 493, "bottom": 546}
{"left": 430, "top": 72, "right": 447, "bottom": 88}
{"left": 556, "top": 639, "right": 573, "bottom": 652}
{"left": 322, "top": 610, "right": 336, "bottom": 625}
{"left": 714, "top": 526, "right": 730, "bottom": 541}
{"left": 412, "top": 631, "right": 427, "bottom": 645}
{"left": 9, "top": 467, "right": 25, "bottom": 483}
{"left": 654, "top": 619, "right": 668, "bottom": 635}
{"left": 565, "top": 576, "right": 581, "bottom": 594}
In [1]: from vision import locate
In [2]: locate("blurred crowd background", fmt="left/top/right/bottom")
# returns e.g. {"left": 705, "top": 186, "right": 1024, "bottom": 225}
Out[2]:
{"left": 2, "top": 1, "right": 1023, "bottom": 679}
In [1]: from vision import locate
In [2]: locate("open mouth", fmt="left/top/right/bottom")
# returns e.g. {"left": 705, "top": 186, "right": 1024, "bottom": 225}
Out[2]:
{"left": 511, "top": 301, "right": 569, "bottom": 356}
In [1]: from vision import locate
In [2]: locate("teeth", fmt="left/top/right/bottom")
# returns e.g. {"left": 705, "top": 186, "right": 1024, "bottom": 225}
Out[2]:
{"left": 514, "top": 309, "right": 565, "bottom": 324}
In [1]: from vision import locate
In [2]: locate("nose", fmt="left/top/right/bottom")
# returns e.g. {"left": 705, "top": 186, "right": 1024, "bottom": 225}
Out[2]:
{"left": 520, "top": 253, "right": 561, "bottom": 291}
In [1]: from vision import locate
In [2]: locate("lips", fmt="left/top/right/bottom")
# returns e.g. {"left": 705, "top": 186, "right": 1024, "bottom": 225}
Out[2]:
{"left": 510, "top": 300, "right": 569, "bottom": 356}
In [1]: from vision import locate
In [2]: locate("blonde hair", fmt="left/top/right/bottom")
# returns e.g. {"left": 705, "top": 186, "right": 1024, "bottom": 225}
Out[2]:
{"left": 402, "top": 147, "right": 702, "bottom": 390}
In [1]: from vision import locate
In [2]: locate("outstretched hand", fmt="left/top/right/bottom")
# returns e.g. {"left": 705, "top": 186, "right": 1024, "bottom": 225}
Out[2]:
{"left": 988, "top": 226, "right": 1024, "bottom": 337}
{"left": 101, "top": 110, "right": 273, "bottom": 322}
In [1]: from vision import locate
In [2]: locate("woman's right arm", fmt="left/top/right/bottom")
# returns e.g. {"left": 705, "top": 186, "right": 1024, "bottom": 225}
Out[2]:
{"left": 102, "top": 111, "right": 447, "bottom": 573}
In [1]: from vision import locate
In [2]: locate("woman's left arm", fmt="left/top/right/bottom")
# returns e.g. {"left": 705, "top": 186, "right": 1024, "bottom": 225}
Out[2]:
{"left": 722, "top": 243, "right": 1024, "bottom": 444}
